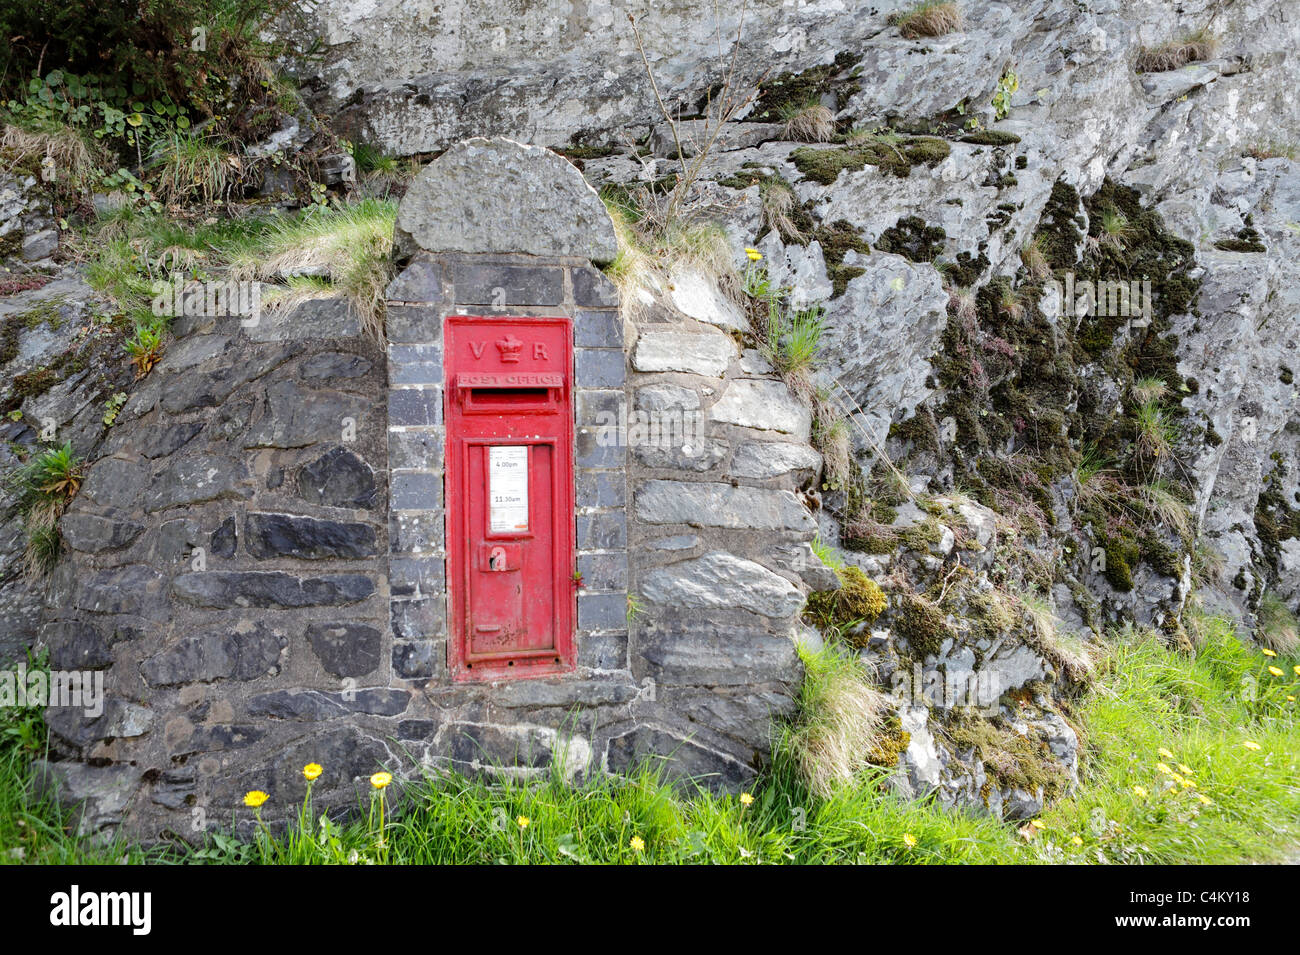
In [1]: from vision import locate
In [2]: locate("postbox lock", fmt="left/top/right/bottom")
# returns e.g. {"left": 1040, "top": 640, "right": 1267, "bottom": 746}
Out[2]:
{"left": 489, "top": 546, "right": 507, "bottom": 571}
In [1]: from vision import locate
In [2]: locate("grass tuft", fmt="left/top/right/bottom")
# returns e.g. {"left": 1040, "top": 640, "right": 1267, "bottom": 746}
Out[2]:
{"left": 782, "top": 644, "right": 891, "bottom": 799}
{"left": 889, "top": 1, "right": 962, "bottom": 39}
{"left": 1136, "top": 28, "right": 1218, "bottom": 73}
{"left": 779, "top": 100, "right": 836, "bottom": 143}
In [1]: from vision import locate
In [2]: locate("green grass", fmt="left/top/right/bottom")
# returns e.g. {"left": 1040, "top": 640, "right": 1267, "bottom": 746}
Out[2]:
{"left": 1031, "top": 615, "right": 1299, "bottom": 863}
{"left": 2, "top": 614, "right": 1296, "bottom": 864}
{"left": 147, "top": 130, "right": 233, "bottom": 205}
{"left": 1, "top": 441, "right": 85, "bottom": 578}
{"left": 78, "top": 199, "right": 396, "bottom": 341}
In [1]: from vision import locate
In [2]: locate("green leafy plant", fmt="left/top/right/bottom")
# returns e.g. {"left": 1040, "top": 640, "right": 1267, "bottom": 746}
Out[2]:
{"left": 991, "top": 69, "right": 1019, "bottom": 121}
{"left": 102, "top": 391, "right": 128, "bottom": 427}
{"left": 2, "top": 440, "right": 85, "bottom": 577}
{"left": 123, "top": 320, "right": 166, "bottom": 379}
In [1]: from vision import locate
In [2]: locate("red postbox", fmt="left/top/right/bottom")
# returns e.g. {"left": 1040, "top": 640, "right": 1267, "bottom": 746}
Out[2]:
{"left": 444, "top": 316, "right": 575, "bottom": 680}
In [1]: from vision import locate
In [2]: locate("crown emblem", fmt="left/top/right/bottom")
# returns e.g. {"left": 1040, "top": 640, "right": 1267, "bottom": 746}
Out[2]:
{"left": 496, "top": 335, "right": 523, "bottom": 363}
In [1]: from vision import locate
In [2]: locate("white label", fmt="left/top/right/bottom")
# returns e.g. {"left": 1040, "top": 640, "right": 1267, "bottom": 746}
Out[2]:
{"left": 489, "top": 445, "right": 529, "bottom": 533}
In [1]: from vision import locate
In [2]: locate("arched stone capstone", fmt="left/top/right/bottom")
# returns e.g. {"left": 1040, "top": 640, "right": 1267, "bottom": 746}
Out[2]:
{"left": 393, "top": 137, "right": 619, "bottom": 264}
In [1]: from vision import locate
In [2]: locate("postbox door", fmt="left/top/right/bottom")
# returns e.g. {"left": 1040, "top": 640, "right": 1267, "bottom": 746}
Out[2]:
{"left": 444, "top": 316, "right": 574, "bottom": 680}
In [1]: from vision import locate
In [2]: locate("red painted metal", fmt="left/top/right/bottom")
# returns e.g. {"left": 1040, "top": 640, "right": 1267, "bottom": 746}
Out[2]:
{"left": 444, "top": 315, "right": 575, "bottom": 681}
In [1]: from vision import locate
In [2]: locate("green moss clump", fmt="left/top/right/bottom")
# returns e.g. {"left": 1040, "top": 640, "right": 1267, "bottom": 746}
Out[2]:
{"left": 748, "top": 51, "right": 862, "bottom": 123}
{"left": 943, "top": 250, "right": 989, "bottom": 288}
{"left": 1139, "top": 531, "right": 1184, "bottom": 578}
{"left": 805, "top": 565, "right": 887, "bottom": 636}
{"left": 898, "top": 516, "right": 944, "bottom": 551}
{"left": 812, "top": 219, "right": 872, "bottom": 297}
{"left": 790, "top": 136, "right": 950, "bottom": 184}
{"left": 865, "top": 718, "right": 911, "bottom": 768}
{"left": 557, "top": 143, "right": 617, "bottom": 161}
{"left": 959, "top": 129, "right": 1022, "bottom": 146}
{"left": 875, "top": 215, "right": 946, "bottom": 262}
{"left": 1254, "top": 466, "right": 1300, "bottom": 575}
{"left": 891, "top": 411, "right": 942, "bottom": 454}
{"left": 894, "top": 595, "right": 951, "bottom": 657}
{"left": 1100, "top": 534, "right": 1139, "bottom": 591}
{"left": 1033, "top": 180, "right": 1085, "bottom": 270}
{"left": 841, "top": 532, "right": 898, "bottom": 555}
{"left": 1213, "top": 215, "right": 1266, "bottom": 253}
{"left": 11, "top": 367, "right": 57, "bottom": 399}
{"left": 945, "top": 713, "right": 1069, "bottom": 799}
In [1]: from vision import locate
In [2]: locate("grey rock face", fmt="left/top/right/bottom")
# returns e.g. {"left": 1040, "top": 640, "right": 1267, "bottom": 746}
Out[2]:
{"left": 641, "top": 551, "right": 805, "bottom": 619}
{"left": 635, "top": 480, "right": 815, "bottom": 532}
{"left": 813, "top": 253, "right": 950, "bottom": 449}
{"left": 141, "top": 623, "right": 287, "bottom": 685}
{"left": 307, "top": 623, "right": 384, "bottom": 678}
{"left": 394, "top": 138, "right": 618, "bottom": 263}
{"left": 709, "top": 379, "right": 812, "bottom": 439}
{"left": 728, "top": 440, "right": 822, "bottom": 482}
{"left": 631, "top": 326, "right": 736, "bottom": 376}
{"left": 172, "top": 572, "right": 375, "bottom": 609}
{"left": 244, "top": 513, "right": 378, "bottom": 560}
{"left": 297, "top": 447, "right": 378, "bottom": 509}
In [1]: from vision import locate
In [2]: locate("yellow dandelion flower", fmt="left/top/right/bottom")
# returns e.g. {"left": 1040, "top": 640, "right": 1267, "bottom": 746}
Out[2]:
{"left": 1197, "top": 794, "right": 1213, "bottom": 805}
{"left": 302, "top": 763, "right": 323, "bottom": 781}
{"left": 1262, "top": 648, "right": 1277, "bottom": 657}
{"left": 629, "top": 836, "right": 645, "bottom": 852}
{"left": 1180, "top": 778, "right": 1196, "bottom": 789}
{"left": 1030, "top": 819, "right": 1045, "bottom": 830}
{"left": 1133, "top": 785, "right": 1149, "bottom": 798}
{"left": 1156, "top": 762, "right": 1173, "bottom": 775}
{"left": 1170, "top": 773, "right": 1186, "bottom": 786}
{"left": 1158, "top": 747, "right": 1175, "bottom": 759}
{"left": 739, "top": 792, "right": 754, "bottom": 806}
{"left": 370, "top": 771, "right": 393, "bottom": 789}
{"left": 744, "top": 248, "right": 762, "bottom": 261}
{"left": 1243, "top": 741, "right": 1261, "bottom": 751}
{"left": 1268, "top": 666, "right": 1284, "bottom": 677}
{"left": 516, "top": 816, "right": 530, "bottom": 829}
{"left": 244, "top": 790, "right": 269, "bottom": 808}
{"left": 1177, "top": 764, "right": 1193, "bottom": 776}
{"left": 1288, "top": 696, "right": 1296, "bottom": 703}
{"left": 1070, "top": 836, "right": 1083, "bottom": 846}
{"left": 1293, "top": 665, "right": 1300, "bottom": 676}
{"left": 902, "top": 833, "right": 917, "bottom": 848}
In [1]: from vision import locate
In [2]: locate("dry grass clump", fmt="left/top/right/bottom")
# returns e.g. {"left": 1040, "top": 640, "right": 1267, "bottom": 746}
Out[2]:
{"left": 1020, "top": 591, "right": 1095, "bottom": 683}
{"left": 1019, "top": 236, "right": 1051, "bottom": 281}
{"left": 1257, "top": 593, "right": 1300, "bottom": 656}
{"left": 1135, "top": 28, "right": 1217, "bottom": 73}
{"left": 889, "top": 1, "right": 962, "bottom": 39}
{"left": 1, "top": 124, "right": 102, "bottom": 186}
{"left": 786, "top": 646, "right": 892, "bottom": 798}
{"left": 759, "top": 177, "right": 804, "bottom": 242}
{"left": 780, "top": 100, "right": 836, "bottom": 143}
{"left": 226, "top": 199, "right": 395, "bottom": 341}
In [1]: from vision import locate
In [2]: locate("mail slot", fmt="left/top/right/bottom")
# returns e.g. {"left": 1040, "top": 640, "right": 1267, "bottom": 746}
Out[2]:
{"left": 444, "top": 316, "right": 575, "bottom": 680}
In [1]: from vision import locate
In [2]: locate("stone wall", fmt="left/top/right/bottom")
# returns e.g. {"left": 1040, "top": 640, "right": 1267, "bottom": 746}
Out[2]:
{"left": 38, "top": 137, "right": 828, "bottom": 838}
